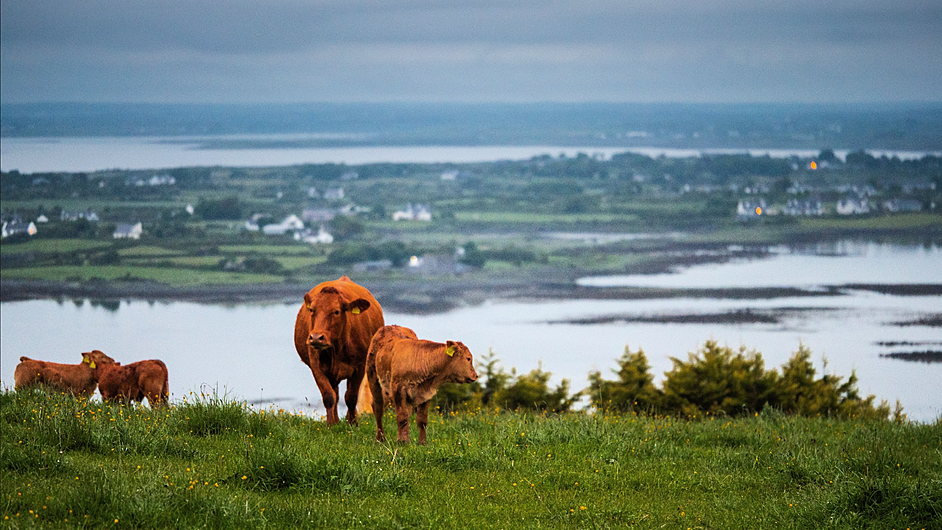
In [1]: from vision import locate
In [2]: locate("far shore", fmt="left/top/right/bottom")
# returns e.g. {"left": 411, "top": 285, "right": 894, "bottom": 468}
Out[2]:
{"left": 3, "top": 277, "right": 940, "bottom": 315}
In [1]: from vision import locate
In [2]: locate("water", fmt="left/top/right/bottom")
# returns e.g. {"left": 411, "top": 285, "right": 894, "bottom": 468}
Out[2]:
{"left": 2, "top": 244, "right": 940, "bottom": 422}
{"left": 2, "top": 135, "right": 939, "bottom": 173}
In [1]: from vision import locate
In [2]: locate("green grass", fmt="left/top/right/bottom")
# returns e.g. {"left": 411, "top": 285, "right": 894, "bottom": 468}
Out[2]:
{"left": 0, "top": 239, "right": 111, "bottom": 256}
{"left": 217, "top": 245, "right": 318, "bottom": 255}
{"left": 2, "top": 388, "right": 939, "bottom": 529}
{"left": 0, "top": 265, "right": 284, "bottom": 285}
{"left": 117, "top": 246, "right": 183, "bottom": 258}
{"left": 454, "top": 212, "right": 639, "bottom": 223}
{"left": 797, "top": 213, "right": 942, "bottom": 231}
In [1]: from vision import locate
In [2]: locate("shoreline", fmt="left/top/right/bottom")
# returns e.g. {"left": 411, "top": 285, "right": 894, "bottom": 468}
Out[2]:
{"left": 3, "top": 277, "right": 940, "bottom": 314}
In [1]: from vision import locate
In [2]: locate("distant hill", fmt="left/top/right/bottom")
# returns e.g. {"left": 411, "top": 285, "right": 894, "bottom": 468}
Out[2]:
{"left": 2, "top": 102, "right": 941, "bottom": 150}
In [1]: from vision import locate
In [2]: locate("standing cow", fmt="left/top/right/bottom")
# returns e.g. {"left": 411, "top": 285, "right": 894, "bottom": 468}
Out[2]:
{"left": 294, "top": 276, "right": 384, "bottom": 426}
{"left": 14, "top": 350, "right": 117, "bottom": 396}
{"left": 98, "top": 359, "right": 170, "bottom": 407}
{"left": 366, "top": 325, "right": 478, "bottom": 444}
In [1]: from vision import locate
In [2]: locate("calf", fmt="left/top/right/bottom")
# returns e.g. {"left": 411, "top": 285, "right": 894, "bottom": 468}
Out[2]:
{"left": 14, "top": 350, "right": 117, "bottom": 396}
{"left": 97, "top": 359, "right": 170, "bottom": 407}
{"left": 366, "top": 325, "right": 478, "bottom": 444}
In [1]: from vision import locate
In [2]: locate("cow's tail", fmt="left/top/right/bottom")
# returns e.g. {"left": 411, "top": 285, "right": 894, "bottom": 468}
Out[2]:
{"left": 357, "top": 383, "right": 373, "bottom": 414}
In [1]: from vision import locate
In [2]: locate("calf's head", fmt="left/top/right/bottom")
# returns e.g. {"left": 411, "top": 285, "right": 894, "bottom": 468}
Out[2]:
{"left": 81, "top": 350, "right": 117, "bottom": 370}
{"left": 445, "top": 341, "right": 478, "bottom": 384}
{"left": 304, "top": 286, "right": 371, "bottom": 350}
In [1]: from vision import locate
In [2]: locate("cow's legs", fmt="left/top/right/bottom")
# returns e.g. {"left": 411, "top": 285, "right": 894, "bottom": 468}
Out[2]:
{"left": 369, "top": 373, "right": 386, "bottom": 442}
{"left": 344, "top": 369, "right": 364, "bottom": 426}
{"left": 309, "top": 367, "right": 340, "bottom": 425}
{"left": 416, "top": 401, "right": 430, "bottom": 445}
{"left": 393, "top": 390, "right": 412, "bottom": 444}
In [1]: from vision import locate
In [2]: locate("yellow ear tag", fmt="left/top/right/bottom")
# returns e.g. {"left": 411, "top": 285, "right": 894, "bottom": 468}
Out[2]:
{"left": 89, "top": 361, "right": 96, "bottom": 369}
{"left": 82, "top": 357, "right": 89, "bottom": 364}
{"left": 445, "top": 346, "right": 455, "bottom": 357}
{"left": 351, "top": 307, "right": 361, "bottom": 315}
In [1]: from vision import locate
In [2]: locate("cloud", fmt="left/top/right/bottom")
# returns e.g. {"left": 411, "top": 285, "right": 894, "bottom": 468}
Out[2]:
{"left": 2, "top": 0, "right": 941, "bottom": 103}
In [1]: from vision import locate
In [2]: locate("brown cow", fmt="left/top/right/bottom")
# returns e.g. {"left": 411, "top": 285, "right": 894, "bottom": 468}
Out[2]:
{"left": 14, "top": 350, "right": 117, "bottom": 396}
{"left": 97, "top": 359, "right": 170, "bottom": 407}
{"left": 293, "top": 276, "right": 384, "bottom": 426}
{"left": 366, "top": 325, "right": 478, "bottom": 444}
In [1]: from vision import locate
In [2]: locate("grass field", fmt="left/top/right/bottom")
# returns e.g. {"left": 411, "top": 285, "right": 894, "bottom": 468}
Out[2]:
{"left": 0, "top": 239, "right": 111, "bottom": 256}
{"left": 0, "top": 265, "right": 284, "bottom": 285}
{"left": 2, "top": 389, "right": 939, "bottom": 529}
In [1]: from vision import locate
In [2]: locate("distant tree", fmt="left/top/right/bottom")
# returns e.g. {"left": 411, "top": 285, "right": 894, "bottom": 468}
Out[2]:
{"left": 588, "top": 346, "right": 662, "bottom": 413}
{"left": 818, "top": 148, "right": 838, "bottom": 163}
{"left": 194, "top": 196, "right": 243, "bottom": 220}
{"left": 328, "top": 215, "right": 364, "bottom": 240}
{"left": 493, "top": 364, "right": 578, "bottom": 412}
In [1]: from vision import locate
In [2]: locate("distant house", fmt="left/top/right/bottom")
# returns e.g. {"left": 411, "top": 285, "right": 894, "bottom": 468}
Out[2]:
{"left": 307, "top": 187, "right": 320, "bottom": 199}
{"left": 262, "top": 214, "right": 305, "bottom": 236}
{"left": 736, "top": 199, "right": 767, "bottom": 220}
{"left": 392, "top": 204, "right": 433, "bottom": 221}
{"left": 302, "top": 208, "right": 335, "bottom": 223}
{"left": 440, "top": 170, "right": 459, "bottom": 181}
{"left": 836, "top": 197, "right": 870, "bottom": 215}
{"left": 323, "top": 188, "right": 345, "bottom": 201}
{"left": 882, "top": 199, "right": 922, "bottom": 213}
{"left": 1, "top": 221, "right": 37, "bottom": 238}
{"left": 113, "top": 222, "right": 143, "bottom": 240}
{"left": 35, "top": 214, "right": 49, "bottom": 223}
{"left": 406, "top": 253, "right": 471, "bottom": 275}
{"left": 61, "top": 209, "right": 99, "bottom": 222}
{"left": 340, "top": 171, "right": 359, "bottom": 181}
{"left": 298, "top": 226, "right": 334, "bottom": 244}
{"left": 783, "top": 198, "right": 823, "bottom": 216}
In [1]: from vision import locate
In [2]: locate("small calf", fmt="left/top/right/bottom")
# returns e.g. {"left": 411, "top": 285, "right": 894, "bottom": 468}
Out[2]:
{"left": 97, "top": 359, "right": 170, "bottom": 407}
{"left": 14, "top": 350, "right": 117, "bottom": 396}
{"left": 366, "top": 325, "right": 478, "bottom": 444}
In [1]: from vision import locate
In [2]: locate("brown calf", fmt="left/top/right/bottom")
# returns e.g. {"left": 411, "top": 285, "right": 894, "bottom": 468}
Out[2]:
{"left": 14, "top": 350, "right": 117, "bottom": 396}
{"left": 97, "top": 359, "right": 170, "bottom": 407}
{"left": 366, "top": 325, "right": 478, "bottom": 444}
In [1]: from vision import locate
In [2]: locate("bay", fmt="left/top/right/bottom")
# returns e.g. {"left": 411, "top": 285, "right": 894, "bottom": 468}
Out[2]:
{"left": 2, "top": 244, "right": 940, "bottom": 422}
{"left": 1, "top": 135, "right": 939, "bottom": 173}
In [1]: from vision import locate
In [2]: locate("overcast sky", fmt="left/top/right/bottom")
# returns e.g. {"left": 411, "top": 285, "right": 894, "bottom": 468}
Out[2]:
{"left": 2, "top": 0, "right": 940, "bottom": 104}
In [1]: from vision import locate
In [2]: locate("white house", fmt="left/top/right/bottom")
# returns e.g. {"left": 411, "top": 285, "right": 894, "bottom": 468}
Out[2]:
{"left": 440, "top": 170, "right": 459, "bottom": 181}
{"left": 262, "top": 214, "right": 305, "bottom": 236}
{"left": 323, "top": 188, "right": 345, "bottom": 200}
{"left": 836, "top": 197, "right": 870, "bottom": 215}
{"left": 783, "top": 199, "right": 823, "bottom": 216}
{"left": 113, "top": 222, "right": 143, "bottom": 239}
{"left": 299, "top": 226, "right": 334, "bottom": 244}
{"left": 736, "top": 199, "right": 767, "bottom": 220}
{"left": 35, "top": 214, "right": 49, "bottom": 223}
{"left": 392, "top": 204, "right": 433, "bottom": 221}
{"left": 1, "top": 221, "right": 37, "bottom": 238}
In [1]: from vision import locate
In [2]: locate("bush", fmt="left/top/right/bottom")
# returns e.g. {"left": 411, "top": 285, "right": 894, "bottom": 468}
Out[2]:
{"left": 662, "top": 341, "right": 777, "bottom": 417}
{"left": 587, "top": 346, "right": 662, "bottom": 413}
{"left": 493, "top": 365, "right": 578, "bottom": 413}
{"left": 588, "top": 340, "right": 893, "bottom": 419}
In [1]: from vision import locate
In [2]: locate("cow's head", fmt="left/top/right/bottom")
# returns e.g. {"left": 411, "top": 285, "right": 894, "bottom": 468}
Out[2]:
{"left": 304, "top": 286, "right": 371, "bottom": 351}
{"left": 81, "top": 350, "right": 117, "bottom": 370}
{"left": 444, "top": 341, "right": 478, "bottom": 384}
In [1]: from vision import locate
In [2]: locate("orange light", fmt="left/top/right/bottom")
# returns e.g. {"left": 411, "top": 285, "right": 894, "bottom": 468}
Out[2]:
{"left": 810, "top": 161, "right": 817, "bottom": 170}
{"left": 755, "top": 206, "right": 762, "bottom": 215}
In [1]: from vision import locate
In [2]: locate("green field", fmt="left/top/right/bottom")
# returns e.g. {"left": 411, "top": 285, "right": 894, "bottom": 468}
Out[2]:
{"left": 2, "top": 389, "right": 939, "bottom": 529}
{"left": 0, "top": 265, "right": 284, "bottom": 285}
{"left": 0, "top": 239, "right": 111, "bottom": 256}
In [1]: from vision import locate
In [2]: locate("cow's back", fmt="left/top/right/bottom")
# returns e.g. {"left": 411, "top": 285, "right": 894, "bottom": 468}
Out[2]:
{"left": 369, "top": 325, "right": 419, "bottom": 393}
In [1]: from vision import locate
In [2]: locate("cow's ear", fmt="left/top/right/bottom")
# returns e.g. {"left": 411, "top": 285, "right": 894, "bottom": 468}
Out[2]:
{"left": 445, "top": 340, "right": 457, "bottom": 357}
{"left": 346, "top": 298, "right": 370, "bottom": 315}
{"left": 304, "top": 292, "right": 314, "bottom": 311}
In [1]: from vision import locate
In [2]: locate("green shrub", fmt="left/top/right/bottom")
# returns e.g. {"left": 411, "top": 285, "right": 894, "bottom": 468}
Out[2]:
{"left": 587, "top": 346, "right": 662, "bottom": 413}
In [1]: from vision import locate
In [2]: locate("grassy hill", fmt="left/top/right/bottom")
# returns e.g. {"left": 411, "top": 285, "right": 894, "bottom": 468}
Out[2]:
{"left": 2, "top": 389, "right": 939, "bottom": 529}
